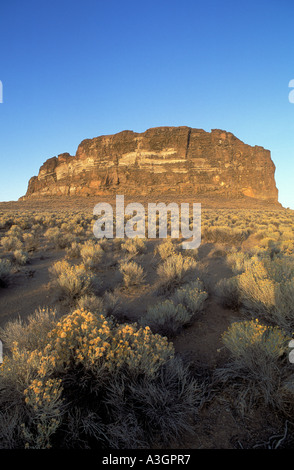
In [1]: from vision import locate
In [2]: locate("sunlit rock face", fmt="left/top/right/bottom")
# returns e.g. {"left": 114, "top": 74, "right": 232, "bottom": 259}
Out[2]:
{"left": 23, "top": 126, "right": 279, "bottom": 203}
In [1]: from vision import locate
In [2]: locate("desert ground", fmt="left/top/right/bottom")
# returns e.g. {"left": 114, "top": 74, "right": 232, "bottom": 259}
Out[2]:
{"left": 0, "top": 197, "right": 294, "bottom": 449}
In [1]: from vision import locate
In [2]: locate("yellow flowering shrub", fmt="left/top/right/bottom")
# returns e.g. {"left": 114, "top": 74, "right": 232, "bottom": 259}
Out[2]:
{"left": 1, "top": 308, "right": 197, "bottom": 449}
{"left": 41, "top": 309, "right": 174, "bottom": 377}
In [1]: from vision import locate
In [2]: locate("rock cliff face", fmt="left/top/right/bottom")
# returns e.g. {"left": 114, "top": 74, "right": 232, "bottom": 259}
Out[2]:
{"left": 23, "top": 126, "right": 279, "bottom": 203}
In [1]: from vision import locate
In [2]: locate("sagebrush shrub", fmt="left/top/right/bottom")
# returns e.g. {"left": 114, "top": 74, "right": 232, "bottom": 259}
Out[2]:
{"left": 203, "top": 226, "right": 251, "bottom": 245}
{"left": 215, "top": 277, "right": 240, "bottom": 308}
{"left": 23, "top": 232, "right": 39, "bottom": 252}
{"left": 0, "top": 307, "right": 57, "bottom": 352}
{"left": 119, "top": 260, "right": 145, "bottom": 288}
{"left": 80, "top": 241, "right": 104, "bottom": 270}
{"left": 121, "top": 237, "right": 146, "bottom": 256}
{"left": 171, "top": 280, "right": 208, "bottom": 314}
{"left": 140, "top": 300, "right": 192, "bottom": 337}
{"left": 1, "top": 236, "right": 22, "bottom": 252}
{"left": 226, "top": 249, "right": 252, "bottom": 274}
{"left": 237, "top": 257, "right": 294, "bottom": 332}
{"left": 7, "top": 225, "right": 23, "bottom": 238}
{"left": 157, "top": 254, "right": 196, "bottom": 292}
{"left": 65, "top": 241, "right": 81, "bottom": 259}
{"left": 76, "top": 294, "right": 104, "bottom": 313}
{"left": 49, "top": 260, "right": 97, "bottom": 301}
{"left": 45, "top": 228, "right": 75, "bottom": 249}
{"left": 13, "top": 250, "right": 29, "bottom": 266}
{"left": 156, "top": 238, "right": 177, "bottom": 260}
{"left": 215, "top": 319, "right": 290, "bottom": 413}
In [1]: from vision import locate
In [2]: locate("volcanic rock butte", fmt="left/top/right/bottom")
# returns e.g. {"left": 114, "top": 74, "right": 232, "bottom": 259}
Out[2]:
{"left": 23, "top": 126, "right": 279, "bottom": 203}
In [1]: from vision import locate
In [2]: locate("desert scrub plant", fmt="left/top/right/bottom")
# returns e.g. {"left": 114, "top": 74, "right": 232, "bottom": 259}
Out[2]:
{"left": 215, "top": 319, "right": 290, "bottom": 414}
{"left": 215, "top": 277, "right": 240, "bottom": 308}
{"left": 121, "top": 236, "right": 147, "bottom": 257}
{"left": 226, "top": 249, "right": 252, "bottom": 275}
{"left": 7, "top": 224, "right": 23, "bottom": 238}
{"left": 23, "top": 232, "right": 39, "bottom": 252}
{"left": 49, "top": 260, "right": 98, "bottom": 302}
{"left": 0, "top": 309, "right": 201, "bottom": 448}
{"left": 13, "top": 249, "right": 29, "bottom": 266}
{"left": 1, "top": 236, "right": 22, "bottom": 252}
{"left": 76, "top": 294, "right": 105, "bottom": 314}
{"left": 119, "top": 260, "right": 145, "bottom": 288}
{"left": 65, "top": 241, "right": 81, "bottom": 259}
{"left": 237, "top": 257, "right": 294, "bottom": 332}
{"left": 171, "top": 280, "right": 208, "bottom": 314}
{"left": 203, "top": 226, "right": 251, "bottom": 245}
{"left": 140, "top": 300, "right": 193, "bottom": 337}
{"left": 0, "top": 307, "right": 57, "bottom": 353}
{"left": 0, "top": 259, "right": 12, "bottom": 287}
{"left": 44, "top": 228, "right": 76, "bottom": 249}
{"left": 80, "top": 241, "right": 104, "bottom": 270}
{"left": 155, "top": 238, "right": 177, "bottom": 260}
{"left": 103, "top": 290, "right": 123, "bottom": 318}
{"left": 157, "top": 253, "right": 197, "bottom": 292}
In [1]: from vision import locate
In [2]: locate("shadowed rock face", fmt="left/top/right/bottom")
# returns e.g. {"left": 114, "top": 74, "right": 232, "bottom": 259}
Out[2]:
{"left": 23, "top": 126, "right": 279, "bottom": 203}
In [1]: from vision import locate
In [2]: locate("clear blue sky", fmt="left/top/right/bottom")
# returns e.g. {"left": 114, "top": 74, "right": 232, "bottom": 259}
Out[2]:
{"left": 1, "top": 0, "right": 294, "bottom": 208}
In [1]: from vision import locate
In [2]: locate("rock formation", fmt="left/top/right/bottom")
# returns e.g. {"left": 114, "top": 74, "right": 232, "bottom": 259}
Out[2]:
{"left": 23, "top": 126, "right": 279, "bottom": 204}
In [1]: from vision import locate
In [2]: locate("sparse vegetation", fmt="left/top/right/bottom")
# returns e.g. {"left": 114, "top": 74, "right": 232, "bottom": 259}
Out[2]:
{"left": 0, "top": 205, "right": 294, "bottom": 448}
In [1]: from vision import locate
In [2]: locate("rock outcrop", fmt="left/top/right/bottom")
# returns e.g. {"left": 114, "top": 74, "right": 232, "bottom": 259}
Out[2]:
{"left": 23, "top": 126, "right": 279, "bottom": 203}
